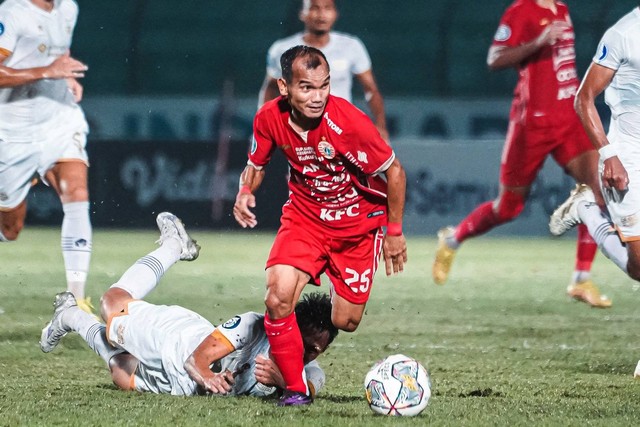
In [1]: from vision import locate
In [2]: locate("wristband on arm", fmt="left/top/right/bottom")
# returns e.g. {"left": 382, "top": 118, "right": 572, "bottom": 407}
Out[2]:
{"left": 239, "top": 185, "right": 252, "bottom": 195}
{"left": 387, "top": 222, "right": 403, "bottom": 236}
{"left": 598, "top": 144, "right": 617, "bottom": 161}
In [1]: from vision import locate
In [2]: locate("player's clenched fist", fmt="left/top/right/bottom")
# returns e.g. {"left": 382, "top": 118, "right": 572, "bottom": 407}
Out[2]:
{"left": 203, "top": 370, "right": 235, "bottom": 395}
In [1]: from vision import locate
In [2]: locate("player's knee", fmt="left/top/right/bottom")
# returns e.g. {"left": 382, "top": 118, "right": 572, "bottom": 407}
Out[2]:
{"left": 264, "top": 291, "right": 295, "bottom": 319}
{"left": 495, "top": 191, "right": 526, "bottom": 222}
{"left": 331, "top": 314, "right": 360, "bottom": 332}
{"left": 61, "top": 185, "right": 89, "bottom": 203}
{"left": 0, "top": 220, "right": 23, "bottom": 241}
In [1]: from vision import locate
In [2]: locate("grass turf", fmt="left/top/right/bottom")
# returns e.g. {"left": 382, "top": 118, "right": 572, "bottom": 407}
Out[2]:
{"left": 1, "top": 227, "right": 640, "bottom": 426}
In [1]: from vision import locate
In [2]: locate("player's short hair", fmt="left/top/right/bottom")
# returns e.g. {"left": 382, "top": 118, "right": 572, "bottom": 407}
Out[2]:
{"left": 301, "top": 0, "right": 339, "bottom": 12}
{"left": 280, "top": 45, "right": 329, "bottom": 84}
{"left": 295, "top": 292, "right": 339, "bottom": 345}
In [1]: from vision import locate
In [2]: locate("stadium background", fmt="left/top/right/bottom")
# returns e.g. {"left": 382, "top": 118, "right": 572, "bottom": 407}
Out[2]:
{"left": 25, "top": 0, "right": 636, "bottom": 234}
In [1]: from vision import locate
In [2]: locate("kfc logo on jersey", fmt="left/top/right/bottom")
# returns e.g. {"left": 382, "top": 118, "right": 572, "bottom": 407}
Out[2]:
{"left": 318, "top": 139, "right": 336, "bottom": 160}
{"left": 494, "top": 24, "right": 511, "bottom": 42}
{"left": 323, "top": 112, "right": 343, "bottom": 135}
{"left": 319, "top": 204, "right": 360, "bottom": 221}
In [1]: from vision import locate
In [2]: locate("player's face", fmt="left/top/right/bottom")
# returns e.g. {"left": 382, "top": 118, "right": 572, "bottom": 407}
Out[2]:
{"left": 280, "top": 57, "right": 330, "bottom": 121}
{"left": 302, "top": 329, "right": 331, "bottom": 364}
{"left": 300, "top": 0, "right": 338, "bottom": 36}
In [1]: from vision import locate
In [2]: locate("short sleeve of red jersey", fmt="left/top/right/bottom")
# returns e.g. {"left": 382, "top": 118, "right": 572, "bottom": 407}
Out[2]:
{"left": 339, "top": 109, "right": 394, "bottom": 175}
{"left": 491, "top": 4, "right": 530, "bottom": 48}
{"left": 248, "top": 109, "right": 277, "bottom": 169}
{"left": 593, "top": 27, "right": 626, "bottom": 72}
{"left": 0, "top": 11, "right": 20, "bottom": 56}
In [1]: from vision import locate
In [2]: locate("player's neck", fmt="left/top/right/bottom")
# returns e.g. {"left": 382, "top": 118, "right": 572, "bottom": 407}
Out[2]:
{"left": 536, "top": 0, "right": 557, "bottom": 13}
{"left": 302, "top": 31, "right": 331, "bottom": 48}
{"left": 289, "top": 111, "right": 320, "bottom": 133}
{"left": 31, "top": 0, "right": 55, "bottom": 12}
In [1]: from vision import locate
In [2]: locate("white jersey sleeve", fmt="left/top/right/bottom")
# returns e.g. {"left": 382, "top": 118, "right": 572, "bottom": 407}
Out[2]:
{"left": 347, "top": 35, "right": 372, "bottom": 75}
{"left": 305, "top": 360, "right": 326, "bottom": 396}
{"left": 215, "top": 311, "right": 264, "bottom": 349}
{"left": 593, "top": 27, "right": 626, "bottom": 71}
{"left": 0, "top": 5, "right": 20, "bottom": 55}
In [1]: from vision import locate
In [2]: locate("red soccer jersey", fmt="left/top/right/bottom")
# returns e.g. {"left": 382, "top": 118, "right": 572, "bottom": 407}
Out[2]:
{"left": 250, "top": 95, "right": 394, "bottom": 237}
{"left": 491, "top": 0, "right": 579, "bottom": 121}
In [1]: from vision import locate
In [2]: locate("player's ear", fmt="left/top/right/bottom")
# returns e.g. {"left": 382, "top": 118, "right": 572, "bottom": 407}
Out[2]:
{"left": 277, "top": 78, "right": 288, "bottom": 97}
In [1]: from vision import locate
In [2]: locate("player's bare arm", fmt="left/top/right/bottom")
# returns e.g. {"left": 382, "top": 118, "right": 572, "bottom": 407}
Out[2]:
{"left": 382, "top": 158, "right": 407, "bottom": 275}
{"left": 575, "top": 62, "right": 627, "bottom": 191}
{"left": 487, "top": 21, "right": 569, "bottom": 70}
{"left": 254, "top": 354, "right": 286, "bottom": 389}
{"left": 233, "top": 164, "right": 265, "bottom": 228}
{"left": 355, "top": 70, "right": 388, "bottom": 141}
{"left": 184, "top": 333, "right": 236, "bottom": 395}
{"left": 0, "top": 52, "right": 87, "bottom": 88}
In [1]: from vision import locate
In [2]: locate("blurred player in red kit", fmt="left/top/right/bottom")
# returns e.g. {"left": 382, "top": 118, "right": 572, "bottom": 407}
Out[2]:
{"left": 432, "top": 0, "right": 611, "bottom": 308}
{"left": 234, "top": 45, "right": 407, "bottom": 405}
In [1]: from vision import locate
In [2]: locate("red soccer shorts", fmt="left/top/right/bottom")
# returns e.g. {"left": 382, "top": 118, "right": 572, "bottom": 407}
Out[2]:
{"left": 266, "top": 215, "right": 384, "bottom": 305}
{"left": 500, "top": 112, "right": 593, "bottom": 187}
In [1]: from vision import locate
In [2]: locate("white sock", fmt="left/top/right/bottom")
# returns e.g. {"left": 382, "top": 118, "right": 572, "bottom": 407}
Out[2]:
{"left": 110, "top": 239, "right": 181, "bottom": 299}
{"left": 0, "top": 230, "right": 9, "bottom": 242}
{"left": 62, "top": 306, "right": 123, "bottom": 363}
{"left": 578, "top": 202, "right": 629, "bottom": 274}
{"left": 61, "top": 201, "right": 92, "bottom": 299}
{"left": 571, "top": 270, "right": 591, "bottom": 283}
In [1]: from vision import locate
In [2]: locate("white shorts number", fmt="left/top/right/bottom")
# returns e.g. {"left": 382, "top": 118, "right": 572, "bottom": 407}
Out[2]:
{"left": 345, "top": 268, "right": 371, "bottom": 294}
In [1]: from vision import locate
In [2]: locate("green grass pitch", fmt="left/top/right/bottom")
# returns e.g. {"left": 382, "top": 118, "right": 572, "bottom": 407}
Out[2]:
{"left": 1, "top": 227, "right": 640, "bottom": 426}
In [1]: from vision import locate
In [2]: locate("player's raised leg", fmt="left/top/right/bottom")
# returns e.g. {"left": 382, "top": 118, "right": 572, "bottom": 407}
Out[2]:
{"left": 550, "top": 184, "right": 630, "bottom": 275}
{"left": 433, "top": 187, "right": 526, "bottom": 284}
{"left": 100, "top": 212, "right": 200, "bottom": 319}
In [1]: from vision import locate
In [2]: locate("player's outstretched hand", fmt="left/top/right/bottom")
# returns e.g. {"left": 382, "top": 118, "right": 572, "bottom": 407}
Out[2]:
{"left": 383, "top": 234, "right": 407, "bottom": 276}
{"left": 254, "top": 354, "right": 285, "bottom": 389}
{"left": 233, "top": 191, "right": 258, "bottom": 228}
{"left": 44, "top": 52, "right": 88, "bottom": 80}
{"left": 204, "top": 370, "right": 235, "bottom": 395}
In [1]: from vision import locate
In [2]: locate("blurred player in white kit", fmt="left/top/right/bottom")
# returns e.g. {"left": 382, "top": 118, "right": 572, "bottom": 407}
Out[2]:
{"left": 0, "top": 0, "right": 93, "bottom": 312}
{"left": 259, "top": 0, "right": 388, "bottom": 140}
{"left": 40, "top": 212, "right": 338, "bottom": 397}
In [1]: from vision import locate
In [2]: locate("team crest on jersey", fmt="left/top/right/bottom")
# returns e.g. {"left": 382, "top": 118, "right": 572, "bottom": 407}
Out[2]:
{"left": 0, "top": 22, "right": 4, "bottom": 36}
{"left": 494, "top": 24, "right": 511, "bottom": 42}
{"left": 318, "top": 138, "right": 336, "bottom": 159}
{"left": 222, "top": 315, "right": 241, "bottom": 329}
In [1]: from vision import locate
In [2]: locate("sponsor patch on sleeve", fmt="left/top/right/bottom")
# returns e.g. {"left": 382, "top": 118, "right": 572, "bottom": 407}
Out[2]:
{"left": 597, "top": 44, "right": 608, "bottom": 61}
{"left": 494, "top": 24, "right": 511, "bottom": 42}
{"left": 221, "top": 315, "right": 242, "bottom": 329}
{"left": 0, "top": 22, "right": 5, "bottom": 36}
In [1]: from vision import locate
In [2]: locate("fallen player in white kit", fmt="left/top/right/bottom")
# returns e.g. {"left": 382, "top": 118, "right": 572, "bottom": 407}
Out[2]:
{"left": 40, "top": 212, "right": 338, "bottom": 398}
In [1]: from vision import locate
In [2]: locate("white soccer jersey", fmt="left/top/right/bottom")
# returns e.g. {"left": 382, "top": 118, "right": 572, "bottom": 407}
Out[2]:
{"left": 0, "top": 0, "right": 84, "bottom": 131}
{"left": 592, "top": 7, "right": 640, "bottom": 140}
{"left": 110, "top": 303, "right": 324, "bottom": 397}
{"left": 266, "top": 31, "right": 371, "bottom": 102}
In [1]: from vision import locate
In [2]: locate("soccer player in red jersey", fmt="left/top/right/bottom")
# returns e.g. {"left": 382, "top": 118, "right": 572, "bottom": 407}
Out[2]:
{"left": 233, "top": 45, "right": 407, "bottom": 406}
{"left": 432, "top": 0, "right": 611, "bottom": 308}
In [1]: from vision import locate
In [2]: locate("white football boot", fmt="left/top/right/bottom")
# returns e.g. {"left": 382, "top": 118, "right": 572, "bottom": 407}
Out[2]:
{"left": 549, "top": 184, "right": 595, "bottom": 236}
{"left": 156, "top": 212, "right": 201, "bottom": 261}
{"left": 40, "top": 292, "right": 77, "bottom": 353}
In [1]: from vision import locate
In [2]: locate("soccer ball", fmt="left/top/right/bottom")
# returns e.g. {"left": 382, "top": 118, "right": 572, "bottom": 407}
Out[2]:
{"left": 364, "top": 354, "right": 431, "bottom": 416}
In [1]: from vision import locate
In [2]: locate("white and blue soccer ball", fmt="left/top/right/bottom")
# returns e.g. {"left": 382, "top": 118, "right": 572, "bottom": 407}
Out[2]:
{"left": 364, "top": 354, "right": 431, "bottom": 416}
